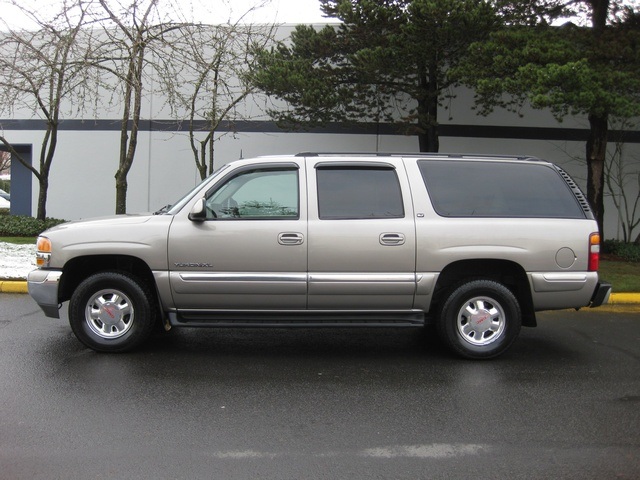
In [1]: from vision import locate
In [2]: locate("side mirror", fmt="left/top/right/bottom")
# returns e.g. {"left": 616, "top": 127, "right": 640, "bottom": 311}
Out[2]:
{"left": 188, "top": 198, "right": 206, "bottom": 222}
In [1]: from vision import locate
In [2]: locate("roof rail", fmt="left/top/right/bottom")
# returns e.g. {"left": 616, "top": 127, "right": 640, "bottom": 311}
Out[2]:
{"left": 295, "top": 152, "right": 540, "bottom": 161}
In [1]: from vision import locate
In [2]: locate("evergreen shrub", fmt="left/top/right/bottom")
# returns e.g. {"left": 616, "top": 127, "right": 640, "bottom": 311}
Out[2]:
{"left": 0, "top": 215, "right": 66, "bottom": 237}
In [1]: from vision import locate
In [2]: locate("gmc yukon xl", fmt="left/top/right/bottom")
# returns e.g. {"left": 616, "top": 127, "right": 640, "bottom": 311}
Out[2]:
{"left": 28, "top": 153, "right": 612, "bottom": 358}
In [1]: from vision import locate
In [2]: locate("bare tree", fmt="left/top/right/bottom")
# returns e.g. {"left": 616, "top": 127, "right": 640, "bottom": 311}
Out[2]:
{"left": 87, "top": 0, "right": 189, "bottom": 214}
{"left": 0, "top": 151, "right": 10, "bottom": 176}
{"left": 0, "top": 0, "right": 95, "bottom": 219}
{"left": 165, "top": 7, "right": 275, "bottom": 179}
{"left": 605, "top": 119, "right": 640, "bottom": 244}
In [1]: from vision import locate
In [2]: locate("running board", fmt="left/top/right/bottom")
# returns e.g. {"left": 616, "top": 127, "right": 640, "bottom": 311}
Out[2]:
{"left": 168, "top": 310, "right": 425, "bottom": 328}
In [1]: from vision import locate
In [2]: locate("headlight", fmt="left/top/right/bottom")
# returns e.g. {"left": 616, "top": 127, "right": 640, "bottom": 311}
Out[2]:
{"left": 36, "top": 236, "right": 52, "bottom": 268}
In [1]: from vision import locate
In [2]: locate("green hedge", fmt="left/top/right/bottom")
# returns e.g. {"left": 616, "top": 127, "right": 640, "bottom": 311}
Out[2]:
{"left": 603, "top": 240, "right": 640, "bottom": 263}
{"left": 0, "top": 214, "right": 67, "bottom": 237}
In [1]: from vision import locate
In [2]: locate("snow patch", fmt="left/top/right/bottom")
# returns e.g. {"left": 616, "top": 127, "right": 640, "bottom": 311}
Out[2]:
{"left": 0, "top": 242, "right": 37, "bottom": 279}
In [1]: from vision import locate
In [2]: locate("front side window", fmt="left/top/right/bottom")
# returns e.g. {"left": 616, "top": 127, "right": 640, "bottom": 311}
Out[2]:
{"left": 317, "top": 166, "right": 404, "bottom": 219}
{"left": 205, "top": 167, "right": 299, "bottom": 220}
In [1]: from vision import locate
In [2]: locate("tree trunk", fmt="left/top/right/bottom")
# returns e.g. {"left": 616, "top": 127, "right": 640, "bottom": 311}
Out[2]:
{"left": 418, "top": 119, "right": 439, "bottom": 153}
{"left": 198, "top": 160, "right": 207, "bottom": 181}
{"left": 37, "top": 124, "right": 58, "bottom": 220}
{"left": 115, "top": 171, "right": 128, "bottom": 214}
{"left": 417, "top": 63, "right": 439, "bottom": 153}
{"left": 114, "top": 140, "right": 130, "bottom": 215}
{"left": 586, "top": 112, "right": 608, "bottom": 238}
{"left": 114, "top": 46, "right": 143, "bottom": 214}
{"left": 115, "top": 78, "right": 132, "bottom": 215}
{"left": 590, "top": 0, "right": 609, "bottom": 36}
{"left": 36, "top": 176, "right": 48, "bottom": 221}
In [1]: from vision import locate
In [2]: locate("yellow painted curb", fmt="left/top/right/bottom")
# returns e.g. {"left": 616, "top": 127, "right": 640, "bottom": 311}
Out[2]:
{"left": 609, "top": 293, "right": 640, "bottom": 304}
{"left": 0, "top": 281, "right": 28, "bottom": 293}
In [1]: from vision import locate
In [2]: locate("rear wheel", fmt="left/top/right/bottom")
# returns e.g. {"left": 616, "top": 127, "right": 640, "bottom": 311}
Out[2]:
{"left": 437, "top": 280, "right": 521, "bottom": 359}
{"left": 69, "top": 272, "right": 157, "bottom": 352}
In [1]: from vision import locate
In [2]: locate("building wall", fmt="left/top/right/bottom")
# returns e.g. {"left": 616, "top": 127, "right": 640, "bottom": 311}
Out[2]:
{"left": 1, "top": 50, "right": 638, "bottom": 239}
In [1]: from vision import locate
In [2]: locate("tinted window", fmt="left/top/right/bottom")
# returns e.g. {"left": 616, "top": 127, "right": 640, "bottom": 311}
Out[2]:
{"left": 418, "top": 161, "right": 585, "bottom": 218}
{"left": 317, "top": 167, "right": 404, "bottom": 219}
{"left": 205, "top": 168, "right": 299, "bottom": 219}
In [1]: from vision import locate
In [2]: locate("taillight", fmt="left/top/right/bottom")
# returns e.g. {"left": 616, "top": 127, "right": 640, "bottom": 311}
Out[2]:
{"left": 588, "top": 233, "right": 600, "bottom": 271}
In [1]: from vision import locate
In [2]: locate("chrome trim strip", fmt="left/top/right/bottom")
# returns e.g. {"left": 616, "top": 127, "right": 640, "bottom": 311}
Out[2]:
{"left": 180, "top": 273, "right": 416, "bottom": 283}
{"left": 314, "top": 160, "right": 396, "bottom": 169}
{"left": 309, "top": 273, "right": 415, "bottom": 283}
{"left": 179, "top": 273, "right": 307, "bottom": 283}
{"left": 539, "top": 273, "right": 588, "bottom": 282}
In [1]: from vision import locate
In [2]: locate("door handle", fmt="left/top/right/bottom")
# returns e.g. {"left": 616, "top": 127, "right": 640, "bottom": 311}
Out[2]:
{"left": 278, "top": 232, "right": 304, "bottom": 245}
{"left": 379, "top": 233, "right": 405, "bottom": 246}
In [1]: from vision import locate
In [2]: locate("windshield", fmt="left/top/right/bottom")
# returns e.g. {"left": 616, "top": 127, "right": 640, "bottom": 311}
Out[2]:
{"left": 162, "top": 164, "right": 231, "bottom": 215}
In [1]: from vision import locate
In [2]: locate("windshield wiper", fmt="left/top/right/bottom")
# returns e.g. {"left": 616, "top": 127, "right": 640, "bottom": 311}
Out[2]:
{"left": 153, "top": 204, "right": 172, "bottom": 215}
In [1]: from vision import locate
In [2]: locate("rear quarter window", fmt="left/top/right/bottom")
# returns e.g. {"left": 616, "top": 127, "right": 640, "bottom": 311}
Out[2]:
{"left": 418, "top": 160, "right": 586, "bottom": 218}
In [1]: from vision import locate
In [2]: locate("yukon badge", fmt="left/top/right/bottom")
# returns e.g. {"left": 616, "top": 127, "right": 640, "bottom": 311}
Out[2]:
{"left": 174, "top": 262, "right": 212, "bottom": 268}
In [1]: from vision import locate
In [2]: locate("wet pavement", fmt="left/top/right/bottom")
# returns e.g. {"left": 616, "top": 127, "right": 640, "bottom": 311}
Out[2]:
{"left": 1, "top": 294, "right": 639, "bottom": 479}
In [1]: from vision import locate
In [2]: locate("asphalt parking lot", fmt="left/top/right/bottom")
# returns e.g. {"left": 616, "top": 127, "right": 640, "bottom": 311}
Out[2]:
{"left": 1, "top": 293, "right": 639, "bottom": 480}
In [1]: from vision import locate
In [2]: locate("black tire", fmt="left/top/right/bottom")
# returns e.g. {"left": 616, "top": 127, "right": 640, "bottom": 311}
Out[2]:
{"left": 437, "top": 279, "right": 521, "bottom": 359}
{"left": 68, "top": 272, "right": 157, "bottom": 352}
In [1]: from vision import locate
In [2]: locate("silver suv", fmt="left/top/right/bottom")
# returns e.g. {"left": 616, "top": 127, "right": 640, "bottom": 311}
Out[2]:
{"left": 28, "top": 153, "right": 611, "bottom": 358}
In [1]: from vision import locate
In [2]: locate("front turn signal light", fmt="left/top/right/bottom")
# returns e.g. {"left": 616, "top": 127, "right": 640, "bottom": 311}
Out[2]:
{"left": 36, "top": 236, "right": 52, "bottom": 268}
{"left": 588, "top": 233, "right": 600, "bottom": 272}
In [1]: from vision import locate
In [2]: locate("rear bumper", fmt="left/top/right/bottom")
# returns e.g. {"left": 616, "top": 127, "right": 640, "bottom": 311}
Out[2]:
{"left": 27, "top": 269, "right": 62, "bottom": 318}
{"left": 590, "top": 281, "right": 612, "bottom": 308}
{"left": 529, "top": 272, "right": 611, "bottom": 310}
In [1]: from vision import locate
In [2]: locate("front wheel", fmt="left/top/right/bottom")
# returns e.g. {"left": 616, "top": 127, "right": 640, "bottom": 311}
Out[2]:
{"left": 68, "top": 272, "right": 157, "bottom": 352}
{"left": 437, "top": 280, "right": 521, "bottom": 359}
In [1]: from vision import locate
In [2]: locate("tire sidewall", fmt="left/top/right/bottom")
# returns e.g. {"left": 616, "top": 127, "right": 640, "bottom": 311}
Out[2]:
{"left": 69, "top": 272, "right": 155, "bottom": 352}
{"left": 438, "top": 280, "right": 521, "bottom": 359}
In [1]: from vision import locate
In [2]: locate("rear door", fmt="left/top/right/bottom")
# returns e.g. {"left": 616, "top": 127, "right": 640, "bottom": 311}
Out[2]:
{"left": 305, "top": 156, "right": 417, "bottom": 309}
{"left": 167, "top": 160, "right": 307, "bottom": 310}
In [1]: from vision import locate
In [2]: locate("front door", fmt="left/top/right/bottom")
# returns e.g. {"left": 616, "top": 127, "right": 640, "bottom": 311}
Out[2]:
{"left": 168, "top": 160, "right": 307, "bottom": 310}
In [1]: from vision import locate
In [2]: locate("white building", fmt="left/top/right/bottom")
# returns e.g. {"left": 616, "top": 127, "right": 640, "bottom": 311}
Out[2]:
{"left": 1, "top": 25, "right": 638, "bottom": 240}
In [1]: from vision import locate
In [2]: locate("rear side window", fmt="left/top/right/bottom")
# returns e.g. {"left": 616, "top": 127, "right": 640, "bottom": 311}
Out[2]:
{"left": 317, "top": 166, "right": 404, "bottom": 219}
{"left": 418, "top": 160, "right": 585, "bottom": 218}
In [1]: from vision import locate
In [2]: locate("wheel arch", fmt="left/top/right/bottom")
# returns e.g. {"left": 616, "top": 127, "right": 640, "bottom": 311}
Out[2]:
{"left": 59, "top": 255, "right": 157, "bottom": 305}
{"left": 432, "top": 259, "right": 536, "bottom": 327}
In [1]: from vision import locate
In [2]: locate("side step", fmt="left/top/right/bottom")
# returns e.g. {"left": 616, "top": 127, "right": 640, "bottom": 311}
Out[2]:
{"left": 168, "top": 310, "right": 425, "bottom": 328}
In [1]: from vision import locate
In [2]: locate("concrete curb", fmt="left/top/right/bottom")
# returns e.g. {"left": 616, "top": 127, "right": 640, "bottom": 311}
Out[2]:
{"left": 1, "top": 279, "right": 639, "bottom": 304}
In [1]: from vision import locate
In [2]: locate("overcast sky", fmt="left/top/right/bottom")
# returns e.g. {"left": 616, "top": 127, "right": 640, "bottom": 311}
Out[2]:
{"left": 233, "top": 0, "right": 338, "bottom": 24}
{"left": 4, "top": 0, "right": 639, "bottom": 29}
{"left": 1, "top": 0, "right": 339, "bottom": 29}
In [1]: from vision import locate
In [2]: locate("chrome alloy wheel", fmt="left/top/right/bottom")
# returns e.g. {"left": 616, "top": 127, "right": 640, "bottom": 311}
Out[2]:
{"left": 456, "top": 296, "right": 506, "bottom": 346}
{"left": 85, "top": 289, "right": 135, "bottom": 339}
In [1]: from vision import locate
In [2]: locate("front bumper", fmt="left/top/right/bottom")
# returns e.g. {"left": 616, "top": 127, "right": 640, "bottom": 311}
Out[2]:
{"left": 27, "top": 269, "right": 63, "bottom": 318}
{"left": 590, "top": 281, "right": 612, "bottom": 308}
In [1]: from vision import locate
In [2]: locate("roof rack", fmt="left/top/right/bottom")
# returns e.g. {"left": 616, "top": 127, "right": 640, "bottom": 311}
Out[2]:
{"left": 295, "top": 152, "right": 540, "bottom": 161}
